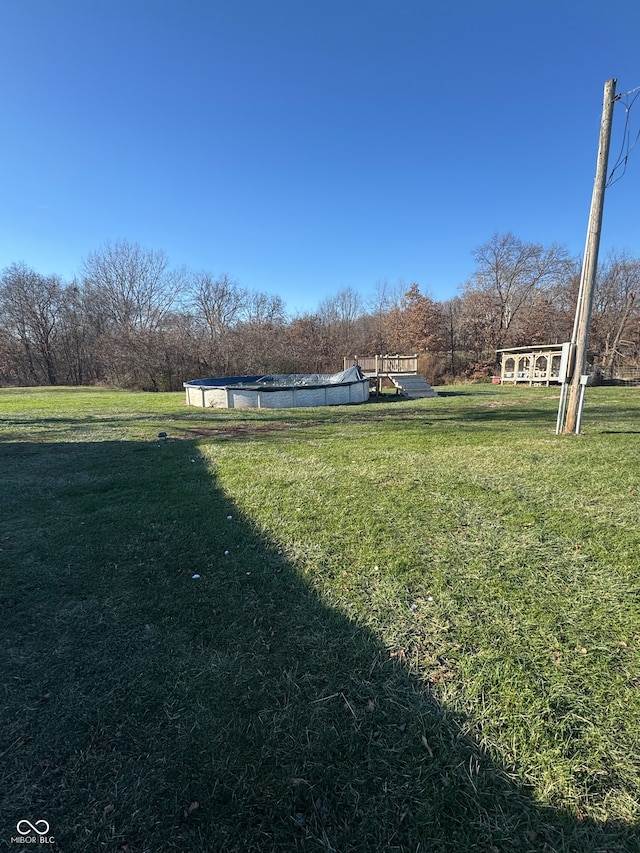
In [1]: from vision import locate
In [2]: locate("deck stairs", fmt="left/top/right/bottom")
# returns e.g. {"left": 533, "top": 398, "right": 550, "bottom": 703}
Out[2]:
{"left": 389, "top": 374, "right": 438, "bottom": 398}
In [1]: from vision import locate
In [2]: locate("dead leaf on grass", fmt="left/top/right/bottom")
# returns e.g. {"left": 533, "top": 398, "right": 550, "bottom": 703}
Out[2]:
{"left": 182, "top": 801, "right": 200, "bottom": 819}
{"left": 390, "top": 648, "right": 406, "bottom": 663}
{"left": 342, "top": 694, "right": 358, "bottom": 719}
{"left": 421, "top": 735, "right": 434, "bottom": 757}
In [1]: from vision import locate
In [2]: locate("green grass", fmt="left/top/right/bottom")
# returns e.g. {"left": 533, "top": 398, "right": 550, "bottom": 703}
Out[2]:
{"left": 1, "top": 385, "right": 639, "bottom": 852}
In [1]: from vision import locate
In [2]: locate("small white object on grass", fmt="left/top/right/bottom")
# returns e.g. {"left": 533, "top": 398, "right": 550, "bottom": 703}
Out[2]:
{"left": 192, "top": 574, "right": 200, "bottom": 579}
{"left": 227, "top": 515, "right": 233, "bottom": 520}
{"left": 427, "top": 596, "right": 434, "bottom": 602}
{"left": 224, "top": 550, "right": 230, "bottom": 556}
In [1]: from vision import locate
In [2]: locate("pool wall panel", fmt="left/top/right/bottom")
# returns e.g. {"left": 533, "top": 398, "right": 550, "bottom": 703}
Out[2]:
{"left": 184, "top": 376, "right": 370, "bottom": 409}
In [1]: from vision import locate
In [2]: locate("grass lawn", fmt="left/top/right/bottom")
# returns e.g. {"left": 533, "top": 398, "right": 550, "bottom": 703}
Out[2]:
{"left": 0, "top": 384, "right": 639, "bottom": 852}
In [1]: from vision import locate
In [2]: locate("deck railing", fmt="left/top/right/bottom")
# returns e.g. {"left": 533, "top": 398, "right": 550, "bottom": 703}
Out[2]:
{"left": 344, "top": 354, "right": 418, "bottom": 375}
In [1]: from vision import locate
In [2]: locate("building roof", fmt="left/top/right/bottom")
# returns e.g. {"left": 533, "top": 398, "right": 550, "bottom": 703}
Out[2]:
{"left": 496, "top": 344, "right": 564, "bottom": 355}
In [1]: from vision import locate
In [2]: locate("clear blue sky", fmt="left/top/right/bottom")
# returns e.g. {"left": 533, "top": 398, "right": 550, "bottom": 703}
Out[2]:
{"left": 1, "top": 0, "right": 639, "bottom": 314}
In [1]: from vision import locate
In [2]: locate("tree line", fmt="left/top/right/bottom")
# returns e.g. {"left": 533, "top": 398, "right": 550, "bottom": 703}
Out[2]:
{"left": 1, "top": 234, "right": 638, "bottom": 390}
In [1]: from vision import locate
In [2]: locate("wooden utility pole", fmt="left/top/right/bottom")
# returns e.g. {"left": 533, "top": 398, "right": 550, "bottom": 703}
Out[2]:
{"left": 562, "top": 78, "right": 617, "bottom": 434}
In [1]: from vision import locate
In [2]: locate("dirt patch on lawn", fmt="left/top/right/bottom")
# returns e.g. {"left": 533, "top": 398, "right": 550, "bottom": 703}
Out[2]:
{"left": 183, "top": 421, "right": 300, "bottom": 440}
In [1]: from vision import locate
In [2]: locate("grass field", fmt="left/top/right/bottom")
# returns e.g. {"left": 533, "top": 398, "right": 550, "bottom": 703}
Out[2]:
{"left": 1, "top": 384, "right": 639, "bottom": 852}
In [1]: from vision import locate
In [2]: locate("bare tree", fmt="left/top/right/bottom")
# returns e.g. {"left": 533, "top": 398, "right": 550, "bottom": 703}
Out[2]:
{"left": 592, "top": 251, "right": 640, "bottom": 377}
{"left": 231, "top": 291, "right": 287, "bottom": 374}
{"left": 190, "top": 272, "right": 247, "bottom": 374}
{"left": 82, "top": 241, "right": 184, "bottom": 332}
{"left": 364, "top": 280, "right": 404, "bottom": 354}
{"left": 57, "top": 281, "right": 98, "bottom": 385}
{"left": 0, "top": 262, "right": 63, "bottom": 384}
{"left": 281, "top": 314, "right": 334, "bottom": 373}
{"left": 317, "top": 287, "right": 366, "bottom": 359}
{"left": 461, "top": 233, "right": 573, "bottom": 349}
{"left": 242, "top": 290, "right": 286, "bottom": 326}
{"left": 80, "top": 241, "right": 187, "bottom": 388}
{"left": 192, "top": 273, "right": 246, "bottom": 336}
{"left": 0, "top": 321, "right": 23, "bottom": 385}
{"left": 440, "top": 296, "right": 465, "bottom": 378}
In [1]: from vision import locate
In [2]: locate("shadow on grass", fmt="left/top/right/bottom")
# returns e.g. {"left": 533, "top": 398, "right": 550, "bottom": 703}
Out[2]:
{"left": 0, "top": 438, "right": 635, "bottom": 852}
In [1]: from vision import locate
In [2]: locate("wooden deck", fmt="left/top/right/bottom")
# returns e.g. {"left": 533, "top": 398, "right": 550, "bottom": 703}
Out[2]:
{"left": 343, "top": 355, "right": 437, "bottom": 398}
{"left": 343, "top": 354, "right": 419, "bottom": 376}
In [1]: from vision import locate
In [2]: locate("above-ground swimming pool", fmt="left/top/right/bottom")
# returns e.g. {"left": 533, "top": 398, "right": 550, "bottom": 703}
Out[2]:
{"left": 184, "top": 366, "right": 370, "bottom": 409}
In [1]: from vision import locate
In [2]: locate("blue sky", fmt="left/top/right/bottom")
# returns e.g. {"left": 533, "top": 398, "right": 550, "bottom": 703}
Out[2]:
{"left": 1, "top": 0, "right": 639, "bottom": 314}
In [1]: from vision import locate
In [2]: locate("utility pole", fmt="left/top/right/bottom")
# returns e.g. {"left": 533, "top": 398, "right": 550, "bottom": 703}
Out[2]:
{"left": 561, "top": 78, "right": 617, "bottom": 434}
